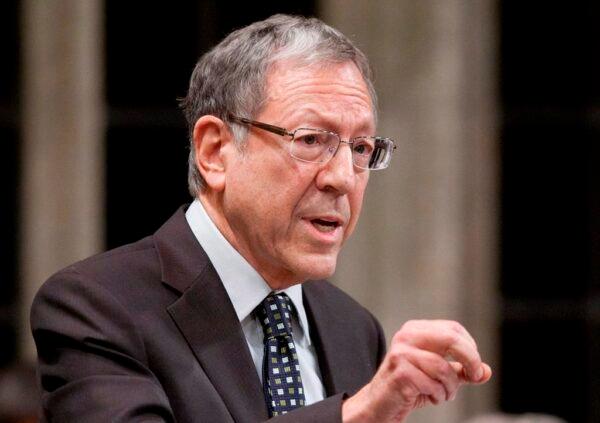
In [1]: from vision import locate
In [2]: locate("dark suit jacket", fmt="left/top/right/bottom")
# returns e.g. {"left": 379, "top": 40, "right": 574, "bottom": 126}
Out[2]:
{"left": 31, "top": 206, "right": 386, "bottom": 422}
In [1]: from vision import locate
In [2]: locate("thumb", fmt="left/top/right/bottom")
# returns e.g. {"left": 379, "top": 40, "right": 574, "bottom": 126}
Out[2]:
{"left": 450, "top": 362, "right": 492, "bottom": 384}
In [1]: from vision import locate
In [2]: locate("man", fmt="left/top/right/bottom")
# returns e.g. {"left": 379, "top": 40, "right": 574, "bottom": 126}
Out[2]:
{"left": 31, "top": 14, "right": 491, "bottom": 422}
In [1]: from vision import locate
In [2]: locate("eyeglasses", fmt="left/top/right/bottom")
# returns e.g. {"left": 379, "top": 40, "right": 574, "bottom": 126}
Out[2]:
{"left": 228, "top": 114, "right": 396, "bottom": 170}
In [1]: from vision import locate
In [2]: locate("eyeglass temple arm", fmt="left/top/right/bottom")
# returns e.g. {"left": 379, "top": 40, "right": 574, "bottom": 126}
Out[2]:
{"left": 228, "top": 114, "right": 293, "bottom": 137}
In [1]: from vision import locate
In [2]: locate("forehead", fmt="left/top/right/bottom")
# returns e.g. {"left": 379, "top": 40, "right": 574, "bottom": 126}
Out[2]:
{"left": 262, "top": 61, "right": 375, "bottom": 132}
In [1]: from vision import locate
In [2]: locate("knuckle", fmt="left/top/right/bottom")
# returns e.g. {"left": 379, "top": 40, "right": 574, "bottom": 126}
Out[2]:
{"left": 399, "top": 383, "right": 419, "bottom": 401}
{"left": 448, "top": 320, "right": 464, "bottom": 335}
{"left": 387, "top": 350, "right": 401, "bottom": 369}
{"left": 400, "top": 319, "right": 422, "bottom": 332}
{"left": 400, "top": 320, "right": 414, "bottom": 330}
{"left": 396, "top": 320, "right": 423, "bottom": 338}
{"left": 391, "top": 359, "right": 412, "bottom": 384}
{"left": 434, "top": 359, "right": 452, "bottom": 377}
{"left": 445, "top": 331, "right": 461, "bottom": 347}
{"left": 386, "top": 345, "right": 409, "bottom": 370}
{"left": 391, "top": 330, "right": 406, "bottom": 345}
{"left": 392, "top": 324, "right": 415, "bottom": 345}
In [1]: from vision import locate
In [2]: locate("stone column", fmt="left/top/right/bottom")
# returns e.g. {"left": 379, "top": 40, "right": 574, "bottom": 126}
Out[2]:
{"left": 20, "top": 0, "right": 105, "bottom": 361}
{"left": 319, "top": 1, "right": 499, "bottom": 421}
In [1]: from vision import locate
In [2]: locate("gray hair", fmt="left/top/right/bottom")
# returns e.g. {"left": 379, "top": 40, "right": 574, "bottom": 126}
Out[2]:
{"left": 179, "top": 14, "right": 377, "bottom": 197}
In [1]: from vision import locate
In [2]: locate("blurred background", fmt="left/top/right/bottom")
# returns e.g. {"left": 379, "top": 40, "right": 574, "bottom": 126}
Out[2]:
{"left": 0, "top": 1, "right": 598, "bottom": 422}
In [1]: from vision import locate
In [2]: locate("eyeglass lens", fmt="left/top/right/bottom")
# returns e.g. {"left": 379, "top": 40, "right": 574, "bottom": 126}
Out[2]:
{"left": 291, "top": 129, "right": 392, "bottom": 170}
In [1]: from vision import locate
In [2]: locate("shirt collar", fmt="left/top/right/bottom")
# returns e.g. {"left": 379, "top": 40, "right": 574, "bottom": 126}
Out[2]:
{"left": 185, "top": 199, "right": 312, "bottom": 344}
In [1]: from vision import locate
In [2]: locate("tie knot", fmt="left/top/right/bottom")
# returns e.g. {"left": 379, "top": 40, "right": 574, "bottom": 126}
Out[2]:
{"left": 256, "top": 292, "right": 294, "bottom": 339}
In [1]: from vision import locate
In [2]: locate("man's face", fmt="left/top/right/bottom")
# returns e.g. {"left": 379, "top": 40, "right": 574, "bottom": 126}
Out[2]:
{"left": 220, "top": 61, "right": 374, "bottom": 288}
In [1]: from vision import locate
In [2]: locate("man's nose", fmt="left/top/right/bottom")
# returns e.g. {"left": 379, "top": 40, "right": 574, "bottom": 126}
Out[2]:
{"left": 315, "top": 142, "right": 356, "bottom": 194}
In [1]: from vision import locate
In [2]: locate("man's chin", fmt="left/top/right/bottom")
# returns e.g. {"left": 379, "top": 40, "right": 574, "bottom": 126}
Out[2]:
{"left": 295, "top": 254, "right": 337, "bottom": 281}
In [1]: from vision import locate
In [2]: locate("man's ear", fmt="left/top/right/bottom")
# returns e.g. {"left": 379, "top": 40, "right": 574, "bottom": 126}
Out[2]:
{"left": 192, "top": 115, "right": 231, "bottom": 192}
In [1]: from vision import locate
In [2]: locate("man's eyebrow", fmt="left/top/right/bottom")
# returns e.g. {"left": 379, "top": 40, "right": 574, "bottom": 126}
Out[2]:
{"left": 287, "top": 108, "right": 324, "bottom": 127}
{"left": 287, "top": 108, "right": 375, "bottom": 134}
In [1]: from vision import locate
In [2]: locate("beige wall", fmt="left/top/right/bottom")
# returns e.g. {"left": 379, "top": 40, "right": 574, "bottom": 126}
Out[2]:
{"left": 19, "top": 0, "right": 105, "bottom": 361}
{"left": 320, "top": 1, "right": 499, "bottom": 421}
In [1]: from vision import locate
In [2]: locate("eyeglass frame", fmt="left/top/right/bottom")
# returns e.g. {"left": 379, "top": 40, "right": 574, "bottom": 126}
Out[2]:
{"left": 227, "top": 114, "right": 396, "bottom": 170}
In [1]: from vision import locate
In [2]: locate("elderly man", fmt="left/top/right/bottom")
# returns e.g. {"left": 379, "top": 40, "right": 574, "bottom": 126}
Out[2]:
{"left": 31, "top": 14, "right": 490, "bottom": 422}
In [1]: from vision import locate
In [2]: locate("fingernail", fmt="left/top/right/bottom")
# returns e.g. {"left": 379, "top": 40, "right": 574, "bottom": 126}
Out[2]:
{"left": 475, "top": 366, "right": 484, "bottom": 381}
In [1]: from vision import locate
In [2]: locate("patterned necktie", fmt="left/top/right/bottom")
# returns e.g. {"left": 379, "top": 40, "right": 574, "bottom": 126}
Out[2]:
{"left": 255, "top": 292, "right": 306, "bottom": 417}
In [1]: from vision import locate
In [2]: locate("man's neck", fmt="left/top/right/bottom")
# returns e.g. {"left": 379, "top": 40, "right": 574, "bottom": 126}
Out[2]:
{"left": 198, "top": 193, "right": 300, "bottom": 290}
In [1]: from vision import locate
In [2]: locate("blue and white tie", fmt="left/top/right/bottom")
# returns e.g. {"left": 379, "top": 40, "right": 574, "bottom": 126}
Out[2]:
{"left": 256, "top": 292, "right": 306, "bottom": 417}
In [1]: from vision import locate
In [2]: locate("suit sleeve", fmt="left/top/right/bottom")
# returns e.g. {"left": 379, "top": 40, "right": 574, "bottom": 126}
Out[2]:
{"left": 30, "top": 268, "right": 175, "bottom": 423}
{"left": 374, "top": 311, "right": 387, "bottom": 366}
{"left": 263, "top": 394, "right": 345, "bottom": 422}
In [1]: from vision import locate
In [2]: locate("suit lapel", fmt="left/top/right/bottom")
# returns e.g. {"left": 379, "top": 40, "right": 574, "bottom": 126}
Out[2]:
{"left": 303, "top": 282, "right": 344, "bottom": 396}
{"left": 154, "top": 207, "right": 268, "bottom": 423}
{"left": 167, "top": 266, "right": 267, "bottom": 423}
{"left": 303, "top": 281, "right": 368, "bottom": 397}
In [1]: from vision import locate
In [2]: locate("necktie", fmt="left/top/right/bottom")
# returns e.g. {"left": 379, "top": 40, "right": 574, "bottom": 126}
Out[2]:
{"left": 255, "top": 292, "right": 306, "bottom": 417}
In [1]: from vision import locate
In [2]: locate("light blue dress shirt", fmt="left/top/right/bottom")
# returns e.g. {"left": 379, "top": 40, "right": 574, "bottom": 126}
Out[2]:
{"left": 185, "top": 199, "right": 326, "bottom": 406}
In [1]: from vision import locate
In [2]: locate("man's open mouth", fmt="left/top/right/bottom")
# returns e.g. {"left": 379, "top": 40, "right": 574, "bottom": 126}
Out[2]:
{"left": 310, "top": 219, "right": 340, "bottom": 233}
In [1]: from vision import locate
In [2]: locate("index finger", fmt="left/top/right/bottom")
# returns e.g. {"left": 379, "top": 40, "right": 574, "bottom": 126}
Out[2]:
{"left": 395, "top": 320, "right": 484, "bottom": 382}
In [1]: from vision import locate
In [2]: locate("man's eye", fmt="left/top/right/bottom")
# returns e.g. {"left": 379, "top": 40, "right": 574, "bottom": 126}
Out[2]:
{"left": 298, "top": 134, "right": 320, "bottom": 145}
{"left": 353, "top": 142, "right": 373, "bottom": 155}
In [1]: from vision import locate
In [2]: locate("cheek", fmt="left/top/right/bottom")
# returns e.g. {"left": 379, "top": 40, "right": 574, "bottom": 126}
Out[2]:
{"left": 231, "top": 158, "right": 307, "bottom": 227}
{"left": 345, "top": 180, "right": 368, "bottom": 237}
{"left": 278, "top": 163, "right": 317, "bottom": 208}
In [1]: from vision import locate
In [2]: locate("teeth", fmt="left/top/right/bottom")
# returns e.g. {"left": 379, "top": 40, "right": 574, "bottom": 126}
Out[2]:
{"left": 311, "top": 220, "right": 337, "bottom": 233}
